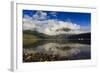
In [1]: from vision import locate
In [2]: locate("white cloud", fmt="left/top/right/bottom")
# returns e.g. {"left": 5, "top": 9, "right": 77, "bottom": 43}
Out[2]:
{"left": 23, "top": 15, "right": 36, "bottom": 30}
{"left": 49, "top": 12, "right": 57, "bottom": 17}
{"left": 33, "top": 11, "right": 48, "bottom": 20}
{"left": 23, "top": 11, "right": 89, "bottom": 35}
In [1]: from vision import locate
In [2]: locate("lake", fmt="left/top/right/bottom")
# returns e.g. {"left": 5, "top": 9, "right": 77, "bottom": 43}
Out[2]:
{"left": 23, "top": 40, "right": 91, "bottom": 62}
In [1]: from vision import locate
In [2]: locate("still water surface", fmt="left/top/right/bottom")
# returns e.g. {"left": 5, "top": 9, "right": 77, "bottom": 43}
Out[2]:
{"left": 23, "top": 40, "right": 91, "bottom": 62}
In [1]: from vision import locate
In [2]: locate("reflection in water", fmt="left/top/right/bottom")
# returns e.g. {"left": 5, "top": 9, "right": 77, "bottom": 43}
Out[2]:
{"left": 23, "top": 41, "right": 91, "bottom": 62}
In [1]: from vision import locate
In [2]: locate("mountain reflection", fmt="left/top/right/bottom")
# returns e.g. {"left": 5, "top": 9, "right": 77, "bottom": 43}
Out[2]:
{"left": 23, "top": 41, "right": 90, "bottom": 62}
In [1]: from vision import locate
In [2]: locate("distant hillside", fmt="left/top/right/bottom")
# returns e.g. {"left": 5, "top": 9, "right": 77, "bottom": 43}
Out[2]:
{"left": 68, "top": 32, "right": 91, "bottom": 40}
{"left": 23, "top": 30, "right": 69, "bottom": 39}
{"left": 23, "top": 30, "right": 91, "bottom": 40}
{"left": 23, "top": 30, "right": 48, "bottom": 39}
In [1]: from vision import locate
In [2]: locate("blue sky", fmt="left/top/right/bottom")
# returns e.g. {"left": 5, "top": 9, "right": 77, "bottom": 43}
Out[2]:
{"left": 23, "top": 10, "right": 91, "bottom": 27}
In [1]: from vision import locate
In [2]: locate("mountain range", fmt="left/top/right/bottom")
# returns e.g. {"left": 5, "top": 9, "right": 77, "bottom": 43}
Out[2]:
{"left": 23, "top": 30, "right": 91, "bottom": 41}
